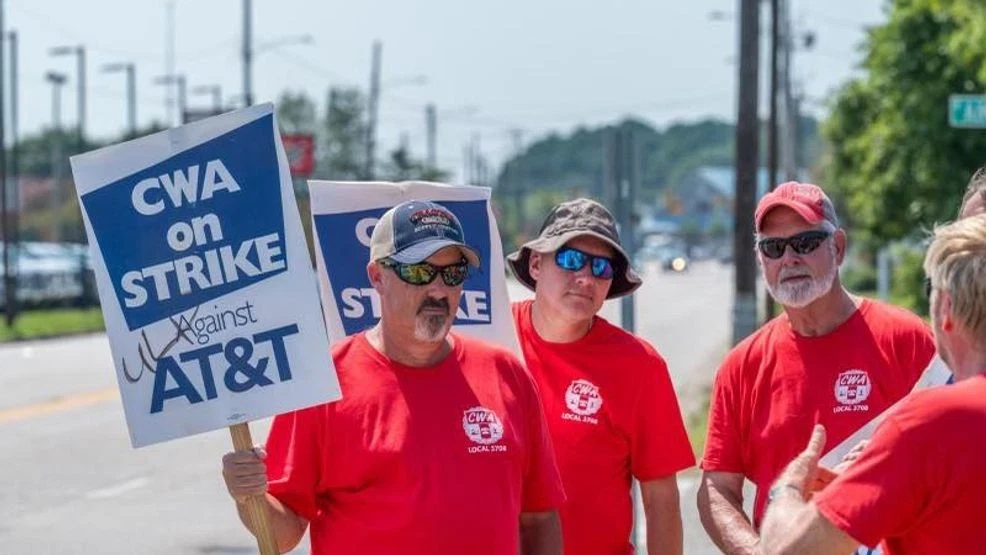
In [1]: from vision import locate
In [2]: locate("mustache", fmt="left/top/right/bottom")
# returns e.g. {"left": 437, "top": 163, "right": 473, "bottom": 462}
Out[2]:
{"left": 417, "top": 297, "right": 450, "bottom": 314}
{"left": 778, "top": 267, "right": 813, "bottom": 280}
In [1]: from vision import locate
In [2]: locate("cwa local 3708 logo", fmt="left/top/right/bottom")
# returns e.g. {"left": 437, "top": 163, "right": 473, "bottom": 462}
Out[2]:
{"left": 462, "top": 406, "right": 507, "bottom": 453}
{"left": 833, "top": 369, "right": 872, "bottom": 413}
{"left": 562, "top": 379, "right": 603, "bottom": 424}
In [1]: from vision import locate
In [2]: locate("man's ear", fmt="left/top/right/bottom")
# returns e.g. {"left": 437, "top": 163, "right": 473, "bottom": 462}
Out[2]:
{"left": 367, "top": 261, "right": 384, "bottom": 290}
{"left": 529, "top": 251, "right": 543, "bottom": 280}
{"left": 834, "top": 229, "right": 848, "bottom": 265}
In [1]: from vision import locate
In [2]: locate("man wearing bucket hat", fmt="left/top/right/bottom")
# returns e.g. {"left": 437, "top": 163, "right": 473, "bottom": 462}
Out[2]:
{"left": 696, "top": 182, "right": 934, "bottom": 555}
{"left": 507, "top": 198, "right": 695, "bottom": 555}
{"left": 223, "top": 199, "right": 565, "bottom": 554}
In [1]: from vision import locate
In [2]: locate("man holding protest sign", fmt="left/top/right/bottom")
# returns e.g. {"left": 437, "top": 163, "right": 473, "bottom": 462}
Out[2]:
{"left": 697, "top": 182, "right": 936, "bottom": 555}
{"left": 507, "top": 198, "right": 695, "bottom": 555}
{"left": 759, "top": 214, "right": 986, "bottom": 555}
{"left": 222, "top": 199, "right": 565, "bottom": 554}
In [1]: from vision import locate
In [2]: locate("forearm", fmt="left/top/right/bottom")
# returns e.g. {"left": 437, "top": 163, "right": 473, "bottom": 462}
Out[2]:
{"left": 235, "top": 493, "right": 308, "bottom": 553}
{"left": 697, "top": 485, "right": 759, "bottom": 555}
{"left": 645, "top": 505, "right": 683, "bottom": 555}
{"left": 519, "top": 512, "right": 562, "bottom": 555}
{"left": 760, "top": 494, "right": 859, "bottom": 555}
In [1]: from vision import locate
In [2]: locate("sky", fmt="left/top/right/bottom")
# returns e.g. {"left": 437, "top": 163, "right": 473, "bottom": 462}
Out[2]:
{"left": 8, "top": 0, "right": 888, "bottom": 181}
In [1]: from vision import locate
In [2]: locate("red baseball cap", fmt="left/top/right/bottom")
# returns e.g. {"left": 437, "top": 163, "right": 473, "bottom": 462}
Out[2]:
{"left": 755, "top": 181, "right": 839, "bottom": 231}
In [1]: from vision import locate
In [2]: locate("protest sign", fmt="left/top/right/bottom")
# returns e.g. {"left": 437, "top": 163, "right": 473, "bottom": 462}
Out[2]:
{"left": 70, "top": 103, "right": 340, "bottom": 447}
{"left": 308, "top": 181, "right": 518, "bottom": 353}
{"left": 72, "top": 104, "right": 339, "bottom": 554}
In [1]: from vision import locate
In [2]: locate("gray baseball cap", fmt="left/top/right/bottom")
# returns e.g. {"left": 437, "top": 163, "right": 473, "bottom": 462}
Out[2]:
{"left": 506, "top": 198, "right": 642, "bottom": 299}
{"left": 370, "top": 200, "right": 481, "bottom": 267}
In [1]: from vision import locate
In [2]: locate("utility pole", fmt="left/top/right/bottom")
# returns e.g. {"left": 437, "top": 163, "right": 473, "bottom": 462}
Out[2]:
{"left": 510, "top": 129, "right": 525, "bottom": 235}
{"left": 782, "top": 1, "right": 803, "bottom": 182}
{"left": 242, "top": 0, "right": 253, "bottom": 107}
{"left": 764, "top": 0, "right": 780, "bottom": 320}
{"left": 7, "top": 28, "right": 17, "bottom": 324}
{"left": 0, "top": 0, "right": 8, "bottom": 326}
{"left": 425, "top": 103, "right": 436, "bottom": 169}
{"left": 607, "top": 125, "right": 639, "bottom": 550}
{"left": 165, "top": 1, "right": 175, "bottom": 122}
{"left": 364, "top": 40, "right": 381, "bottom": 180}
{"left": 733, "top": 0, "right": 761, "bottom": 344}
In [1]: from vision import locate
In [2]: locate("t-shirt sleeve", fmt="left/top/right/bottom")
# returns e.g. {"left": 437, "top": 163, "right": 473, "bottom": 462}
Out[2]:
{"left": 700, "top": 357, "right": 745, "bottom": 473}
{"left": 630, "top": 352, "right": 696, "bottom": 480}
{"left": 517, "top": 361, "right": 566, "bottom": 512}
{"left": 813, "top": 412, "right": 930, "bottom": 548}
{"left": 265, "top": 406, "right": 326, "bottom": 522}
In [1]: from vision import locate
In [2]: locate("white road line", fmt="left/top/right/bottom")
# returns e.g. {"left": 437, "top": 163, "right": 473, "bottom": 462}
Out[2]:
{"left": 85, "top": 477, "right": 149, "bottom": 499}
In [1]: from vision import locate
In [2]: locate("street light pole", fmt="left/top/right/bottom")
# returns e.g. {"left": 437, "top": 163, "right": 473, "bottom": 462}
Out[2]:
{"left": 49, "top": 45, "right": 85, "bottom": 148}
{"left": 0, "top": 0, "right": 9, "bottom": 326}
{"left": 155, "top": 74, "right": 186, "bottom": 124}
{"left": 193, "top": 84, "right": 223, "bottom": 113}
{"left": 45, "top": 72, "right": 67, "bottom": 243}
{"left": 103, "top": 62, "right": 137, "bottom": 136}
{"left": 7, "top": 28, "right": 17, "bottom": 324}
{"left": 242, "top": 0, "right": 252, "bottom": 106}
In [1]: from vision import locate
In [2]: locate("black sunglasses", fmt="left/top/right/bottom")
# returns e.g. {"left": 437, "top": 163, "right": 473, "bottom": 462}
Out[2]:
{"left": 379, "top": 258, "right": 470, "bottom": 287}
{"left": 923, "top": 277, "right": 933, "bottom": 299}
{"left": 554, "top": 247, "right": 615, "bottom": 279}
{"left": 757, "top": 230, "right": 831, "bottom": 260}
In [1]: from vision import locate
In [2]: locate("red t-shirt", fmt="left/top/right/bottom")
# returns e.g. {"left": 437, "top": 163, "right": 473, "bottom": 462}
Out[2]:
{"left": 701, "top": 298, "right": 934, "bottom": 527}
{"left": 264, "top": 332, "right": 565, "bottom": 555}
{"left": 512, "top": 300, "right": 696, "bottom": 555}
{"left": 814, "top": 374, "right": 986, "bottom": 554}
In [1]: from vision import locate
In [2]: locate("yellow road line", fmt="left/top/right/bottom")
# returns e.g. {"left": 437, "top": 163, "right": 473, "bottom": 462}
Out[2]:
{"left": 0, "top": 387, "right": 119, "bottom": 425}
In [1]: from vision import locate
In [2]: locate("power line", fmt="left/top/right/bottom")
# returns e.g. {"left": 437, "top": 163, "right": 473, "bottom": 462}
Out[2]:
{"left": 266, "top": 48, "right": 348, "bottom": 83}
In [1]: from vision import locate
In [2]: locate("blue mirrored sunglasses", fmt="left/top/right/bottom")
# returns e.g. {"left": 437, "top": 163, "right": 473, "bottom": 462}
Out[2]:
{"left": 554, "top": 247, "right": 615, "bottom": 280}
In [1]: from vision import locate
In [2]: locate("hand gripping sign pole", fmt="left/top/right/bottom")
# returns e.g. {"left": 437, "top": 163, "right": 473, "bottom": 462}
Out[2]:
{"left": 230, "top": 423, "right": 279, "bottom": 554}
{"left": 69, "top": 104, "right": 341, "bottom": 555}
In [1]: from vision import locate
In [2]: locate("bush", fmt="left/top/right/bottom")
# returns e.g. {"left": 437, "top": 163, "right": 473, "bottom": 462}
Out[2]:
{"left": 842, "top": 260, "right": 878, "bottom": 293}
{"left": 890, "top": 247, "right": 928, "bottom": 317}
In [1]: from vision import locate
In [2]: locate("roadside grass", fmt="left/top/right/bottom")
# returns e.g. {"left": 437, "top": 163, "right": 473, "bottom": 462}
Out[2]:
{"left": 0, "top": 307, "right": 105, "bottom": 342}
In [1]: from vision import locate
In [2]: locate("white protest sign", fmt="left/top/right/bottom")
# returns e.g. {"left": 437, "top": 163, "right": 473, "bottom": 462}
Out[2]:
{"left": 70, "top": 103, "right": 341, "bottom": 448}
{"left": 821, "top": 354, "right": 952, "bottom": 555}
{"left": 821, "top": 354, "right": 952, "bottom": 468}
{"left": 308, "top": 181, "right": 518, "bottom": 352}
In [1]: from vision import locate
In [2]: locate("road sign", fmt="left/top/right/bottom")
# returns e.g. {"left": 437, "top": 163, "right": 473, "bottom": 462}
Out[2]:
{"left": 949, "top": 94, "right": 986, "bottom": 128}
{"left": 282, "top": 133, "right": 315, "bottom": 176}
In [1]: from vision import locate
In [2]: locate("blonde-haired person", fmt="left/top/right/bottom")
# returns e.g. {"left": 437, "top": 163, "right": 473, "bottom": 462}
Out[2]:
{"left": 759, "top": 215, "right": 986, "bottom": 555}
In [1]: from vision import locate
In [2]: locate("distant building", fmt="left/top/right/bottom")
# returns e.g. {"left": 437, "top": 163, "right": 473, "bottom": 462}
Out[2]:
{"left": 665, "top": 165, "right": 810, "bottom": 233}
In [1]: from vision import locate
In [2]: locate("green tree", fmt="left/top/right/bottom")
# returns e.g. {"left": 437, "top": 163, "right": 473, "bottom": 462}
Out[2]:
{"left": 381, "top": 144, "right": 449, "bottom": 182}
{"left": 320, "top": 87, "right": 367, "bottom": 180}
{"left": 276, "top": 90, "right": 317, "bottom": 134}
{"left": 823, "top": 0, "right": 986, "bottom": 244}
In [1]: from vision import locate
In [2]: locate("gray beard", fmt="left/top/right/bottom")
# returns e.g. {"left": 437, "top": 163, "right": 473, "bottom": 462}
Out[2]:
{"left": 415, "top": 313, "right": 451, "bottom": 342}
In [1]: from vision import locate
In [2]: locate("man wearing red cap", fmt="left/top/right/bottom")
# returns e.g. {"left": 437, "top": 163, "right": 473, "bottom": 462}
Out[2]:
{"left": 696, "top": 182, "right": 935, "bottom": 554}
{"left": 758, "top": 215, "right": 986, "bottom": 554}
